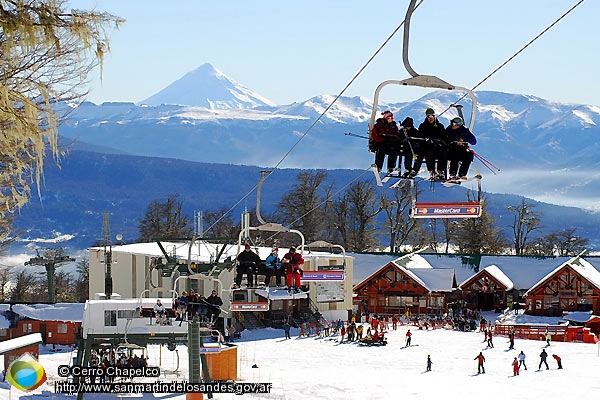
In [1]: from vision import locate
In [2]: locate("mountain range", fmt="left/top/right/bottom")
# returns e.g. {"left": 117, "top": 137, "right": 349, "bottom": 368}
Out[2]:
{"left": 10, "top": 63, "right": 600, "bottom": 253}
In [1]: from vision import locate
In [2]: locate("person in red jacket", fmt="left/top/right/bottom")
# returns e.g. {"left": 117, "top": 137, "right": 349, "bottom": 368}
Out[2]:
{"left": 552, "top": 354, "right": 563, "bottom": 369}
{"left": 512, "top": 357, "right": 520, "bottom": 376}
{"left": 474, "top": 352, "right": 486, "bottom": 374}
{"left": 282, "top": 246, "right": 304, "bottom": 292}
{"left": 370, "top": 110, "right": 401, "bottom": 173}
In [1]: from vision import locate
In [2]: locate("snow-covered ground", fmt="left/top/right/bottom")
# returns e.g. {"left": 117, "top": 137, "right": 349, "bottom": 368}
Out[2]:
{"left": 1, "top": 311, "right": 599, "bottom": 399}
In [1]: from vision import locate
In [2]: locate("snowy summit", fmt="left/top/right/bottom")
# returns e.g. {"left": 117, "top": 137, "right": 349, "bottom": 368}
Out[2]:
{"left": 139, "top": 63, "right": 276, "bottom": 109}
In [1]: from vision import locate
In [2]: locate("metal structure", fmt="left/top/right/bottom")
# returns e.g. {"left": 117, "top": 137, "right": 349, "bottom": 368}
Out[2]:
{"left": 24, "top": 247, "right": 75, "bottom": 303}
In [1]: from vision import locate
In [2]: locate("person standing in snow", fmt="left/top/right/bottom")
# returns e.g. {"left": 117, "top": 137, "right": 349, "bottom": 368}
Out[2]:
{"left": 552, "top": 354, "right": 563, "bottom": 369}
{"left": 487, "top": 329, "right": 494, "bottom": 348}
{"left": 539, "top": 349, "right": 549, "bottom": 370}
{"left": 545, "top": 332, "right": 552, "bottom": 346}
{"left": 518, "top": 350, "right": 527, "bottom": 370}
{"left": 512, "top": 357, "right": 520, "bottom": 376}
{"left": 508, "top": 328, "right": 515, "bottom": 350}
{"left": 405, "top": 329, "right": 412, "bottom": 347}
{"left": 283, "top": 321, "right": 291, "bottom": 340}
{"left": 426, "top": 355, "right": 432, "bottom": 372}
{"left": 474, "top": 352, "right": 486, "bottom": 374}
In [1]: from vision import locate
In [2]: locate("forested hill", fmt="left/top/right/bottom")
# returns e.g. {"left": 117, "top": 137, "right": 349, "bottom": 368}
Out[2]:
{"left": 12, "top": 150, "right": 600, "bottom": 253}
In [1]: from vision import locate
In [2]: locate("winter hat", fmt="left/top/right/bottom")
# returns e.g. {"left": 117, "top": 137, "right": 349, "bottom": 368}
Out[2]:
{"left": 425, "top": 107, "right": 435, "bottom": 116}
{"left": 401, "top": 117, "right": 414, "bottom": 128}
{"left": 244, "top": 243, "right": 251, "bottom": 249}
{"left": 381, "top": 110, "right": 394, "bottom": 118}
{"left": 451, "top": 117, "right": 464, "bottom": 126}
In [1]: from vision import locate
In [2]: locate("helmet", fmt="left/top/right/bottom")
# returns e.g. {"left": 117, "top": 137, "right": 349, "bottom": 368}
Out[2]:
{"left": 451, "top": 117, "right": 464, "bottom": 126}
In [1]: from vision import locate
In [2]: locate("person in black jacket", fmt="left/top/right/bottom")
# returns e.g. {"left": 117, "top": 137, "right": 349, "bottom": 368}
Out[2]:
{"left": 445, "top": 116, "right": 477, "bottom": 180}
{"left": 235, "top": 243, "right": 262, "bottom": 288}
{"left": 416, "top": 107, "right": 448, "bottom": 181}
{"left": 396, "top": 117, "right": 417, "bottom": 178}
{"left": 205, "top": 290, "right": 223, "bottom": 323}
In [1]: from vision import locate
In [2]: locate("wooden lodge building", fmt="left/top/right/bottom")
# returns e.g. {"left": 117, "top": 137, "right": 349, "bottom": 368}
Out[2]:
{"left": 353, "top": 252, "right": 600, "bottom": 318}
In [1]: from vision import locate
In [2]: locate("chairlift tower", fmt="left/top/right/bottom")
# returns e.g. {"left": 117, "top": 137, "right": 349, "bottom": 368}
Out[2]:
{"left": 25, "top": 248, "right": 75, "bottom": 303}
{"left": 102, "top": 212, "right": 114, "bottom": 299}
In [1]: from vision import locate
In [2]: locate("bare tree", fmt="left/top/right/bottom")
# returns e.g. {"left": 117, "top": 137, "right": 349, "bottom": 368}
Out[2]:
{"left": 0, "top": 0, "right": 123, "bottom": 239}
{"left": 203, "top": 206, "right": 238, "bottom": 239}
{"left": 9, "top": 270, "right": 43, "bottom": 302}
{"left": 138, "top": 194, "right": 193, "bottom": 242}
{"left": 529, "top": 228, "right": 589, "bottom": 256}
{"left": 453, "top": 193, "right": 509, "bottom": 254}
{"left": 332, "top": 180, "right": 380, "bottom": 251}
{"left": 275, "top": 171, "right": 328, "bottom": 243}
{"left": 508, "top": 198, "right": 541, "bottom": 255}
{"left": 74, "top": 255, "right": 90, "bottom": 302}
{"left": 381, "top": 181, "right": 420, "bottom": 252}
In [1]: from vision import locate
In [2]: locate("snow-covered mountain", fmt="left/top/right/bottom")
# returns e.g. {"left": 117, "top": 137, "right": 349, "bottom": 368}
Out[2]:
{"left": 59, "top": 63, "right": 600, "bottom": 211}
{"left": 139, "top": 63, "right": 276, "bottom": 109}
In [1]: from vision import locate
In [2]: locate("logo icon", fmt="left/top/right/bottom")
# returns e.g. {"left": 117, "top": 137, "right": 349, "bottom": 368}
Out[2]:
{"left": 6, "top": 353, "right": 47, "bottom": 391}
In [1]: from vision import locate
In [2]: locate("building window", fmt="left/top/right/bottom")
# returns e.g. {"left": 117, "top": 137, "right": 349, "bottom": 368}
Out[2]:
{"left": 104, "top": 310, "right": 117, "bottom": 327}
{"left": 57, "top": 324, "right": 68, "bottom": 334}
{"left": 0, "top": 328, "right": 6, "bottom": 336}
{"left": 23, "top": 323, "right": 33, "bottom": 333}
{"left": 535, "top": 300, "right": 542, "bottom": 310}
{"left": 118, "top": 310, "right": 136, "bottom": 319}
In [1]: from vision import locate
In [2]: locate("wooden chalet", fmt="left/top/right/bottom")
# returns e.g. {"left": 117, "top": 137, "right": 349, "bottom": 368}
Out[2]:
{"left": 459, "top": 265, "right": 515, "bottom": 311}
{"left": 524, "top": 254, "right": 600, "bottom": 316}
{"left": 353, "top": 257, "right": 458, "bottom": 316}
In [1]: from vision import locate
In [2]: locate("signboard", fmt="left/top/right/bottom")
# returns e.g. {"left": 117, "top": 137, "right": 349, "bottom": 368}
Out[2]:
{"left": 412, "top": 202, "right": 481, "bottom": 219}
{"left": 199, "top": 347, "right": 221, "bottom": 353}
{"left": 230, "top": 302, "right": 269, "bottom": 311}
{"left": 316, "top": 281, "right": 345, "bottom": 303}
{"left": 301, "top": 270, "right": 344, "bottom": 281}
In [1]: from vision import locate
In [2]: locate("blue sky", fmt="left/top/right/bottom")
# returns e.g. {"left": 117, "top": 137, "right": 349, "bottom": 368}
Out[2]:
{"left": 72, "top": 0, "right": 599, "bottom": 107}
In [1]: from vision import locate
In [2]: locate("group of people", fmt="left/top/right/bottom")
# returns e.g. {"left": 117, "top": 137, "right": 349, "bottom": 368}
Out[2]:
{"left": 236, "top": 243, "right": 305, "bottom": 293}
{"left": 174, "top": 289, "right": 223, "bottom": 324}
{"left": 370, "top": 107, "right": 477, "bottom": 181}
{"left": 475, "top": 343, "right": 563, "bottom": 376}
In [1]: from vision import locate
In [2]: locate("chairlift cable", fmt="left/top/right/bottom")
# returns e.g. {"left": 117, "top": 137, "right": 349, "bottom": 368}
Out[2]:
{"left": 441, "top": 0, "right": 585, "bottom": 116}
{"left": 203, "top": 1, "right": 425, "bottom": 234}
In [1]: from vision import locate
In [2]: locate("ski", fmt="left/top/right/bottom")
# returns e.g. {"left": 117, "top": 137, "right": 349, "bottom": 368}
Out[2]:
{"left": 381, "top": 168, "right": 402, "bottom": 183}
{"left": 371, "top": 164, "right": 383, "bottom": 187}
{"left": 441, "top": 174, "right": 482, "bottom": 187}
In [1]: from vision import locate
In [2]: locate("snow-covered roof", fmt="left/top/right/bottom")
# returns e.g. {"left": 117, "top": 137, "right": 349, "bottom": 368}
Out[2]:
{"left": 11, "top": 303, "right": 85, "bottom": 323}
{"left": 92, "top": 241, "right": 342, "bottom": 266}
{"left": 460, "top": 265, "right": 514, "bottom": 291}
{"left": 410, "top": 269, "right": 455, "bottom": 292}
{"left": 561, "top": 311, "right": 593, "bottom": 324}
{"left": 0, "top": 333, "right": 42, "bottom": 355}
{"left": 0, "top": 313, "right": 10, "bottom": 329}
{"left": 525, "top": 256, "right": 600, "bottom": 295}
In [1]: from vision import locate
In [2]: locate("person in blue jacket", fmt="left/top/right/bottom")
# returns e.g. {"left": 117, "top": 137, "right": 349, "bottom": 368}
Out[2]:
{"left": 445, "top": 116, "right": 477, "bottom": 180}
{"left": 264, "top": 247, "right": 282, "bottom": 287}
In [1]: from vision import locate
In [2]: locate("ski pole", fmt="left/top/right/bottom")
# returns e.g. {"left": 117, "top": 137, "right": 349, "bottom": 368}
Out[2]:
{"left": 344, "top": 132, "right": 370, "bottom": 140}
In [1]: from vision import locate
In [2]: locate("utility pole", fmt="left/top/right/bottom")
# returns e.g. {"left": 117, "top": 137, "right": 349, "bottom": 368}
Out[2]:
{"left": 102, "top": 213, "right": 113, "bottom": 299}
{"left": 25, "top": 248, "right": 75, "bottom": 303}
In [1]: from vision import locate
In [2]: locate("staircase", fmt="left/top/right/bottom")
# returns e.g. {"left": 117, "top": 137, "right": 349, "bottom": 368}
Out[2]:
{"left": 235, "top": 311, "right": 265, "bottom": 330}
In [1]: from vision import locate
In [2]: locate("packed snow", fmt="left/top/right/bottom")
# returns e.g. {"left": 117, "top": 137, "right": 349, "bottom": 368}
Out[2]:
{"left": 1, "top": 310, "right": 599, "bottom": 399}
